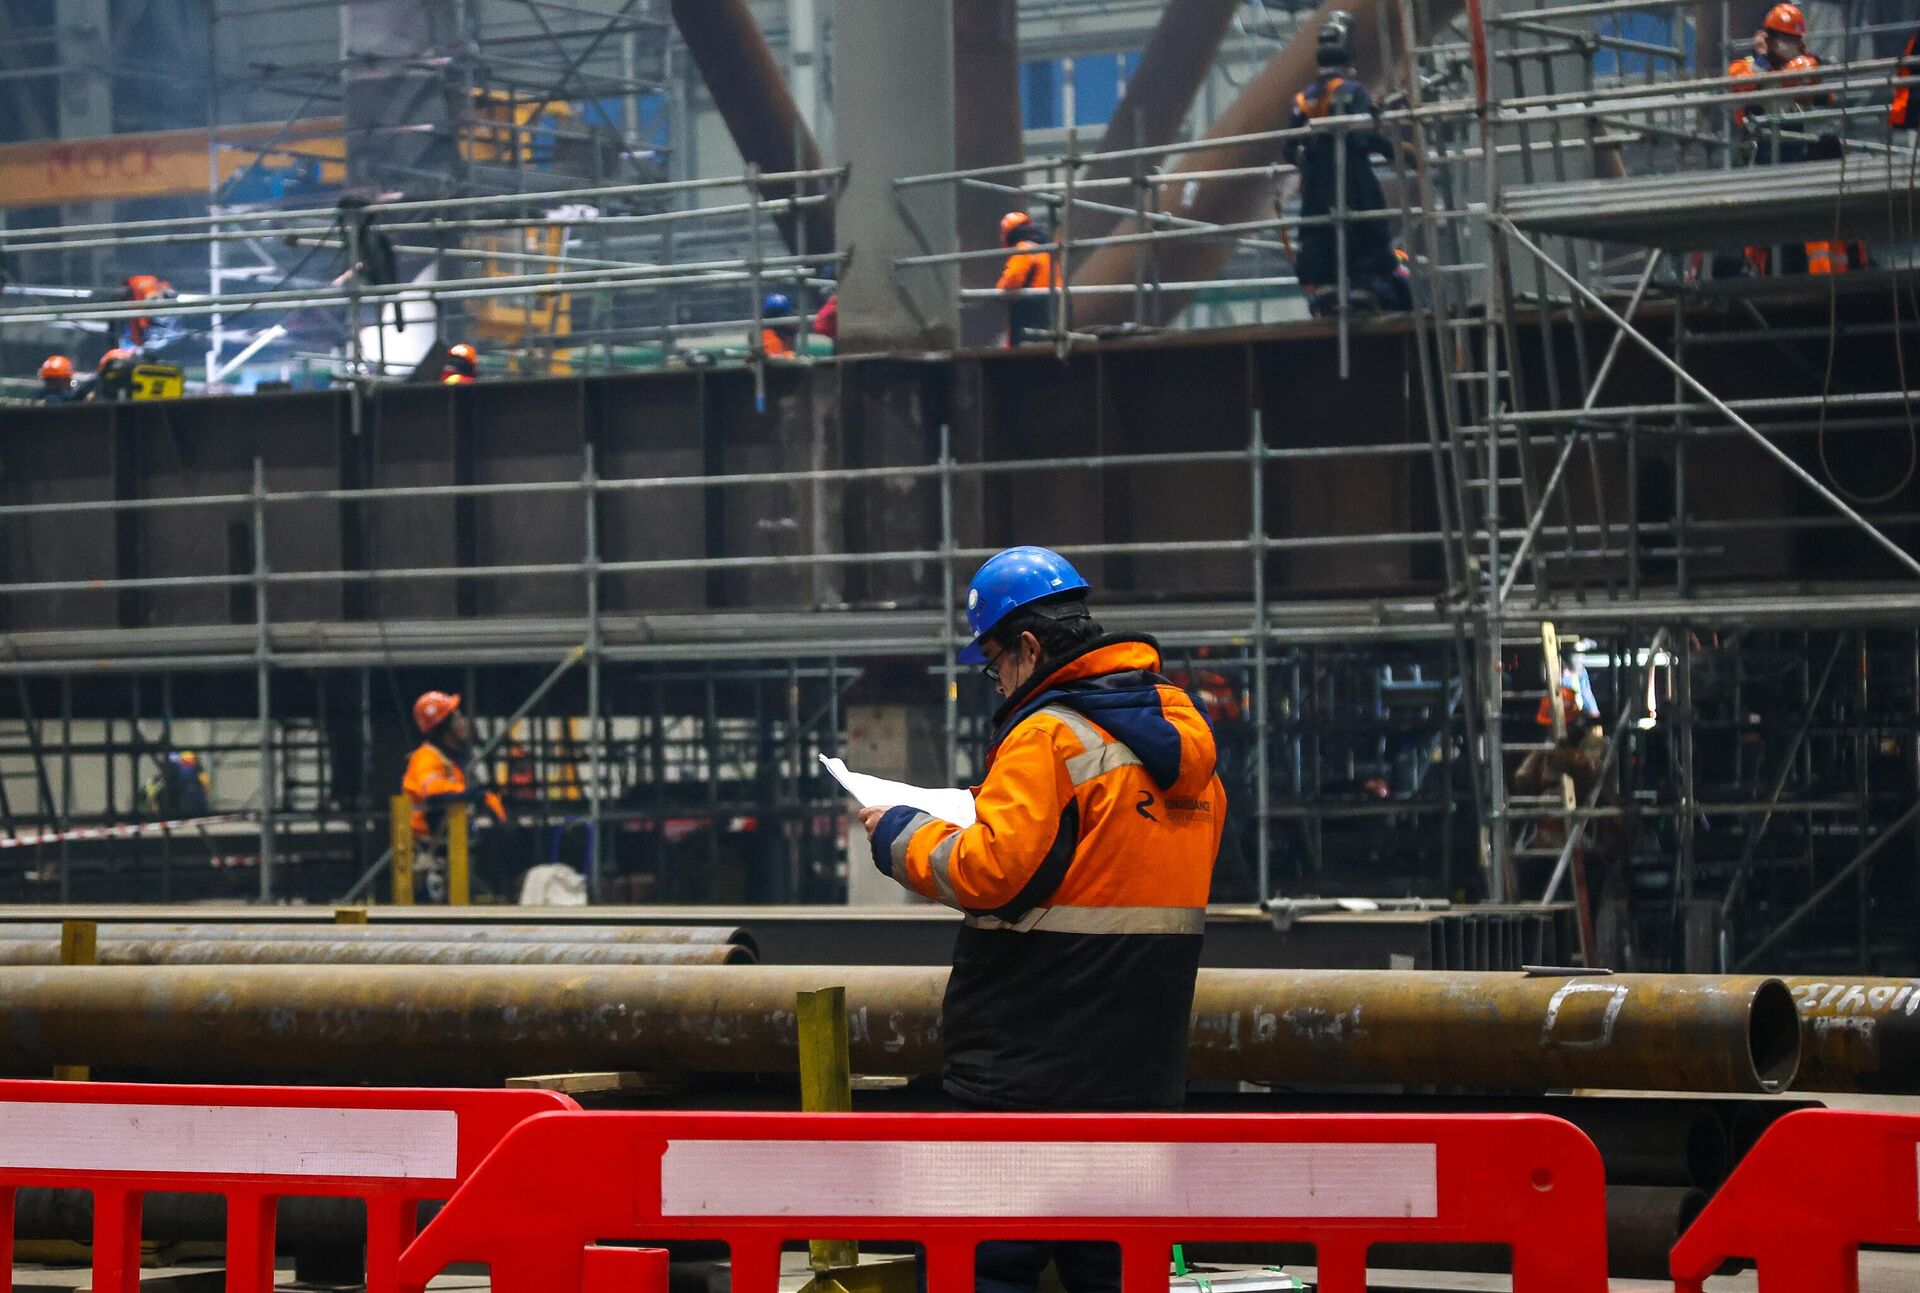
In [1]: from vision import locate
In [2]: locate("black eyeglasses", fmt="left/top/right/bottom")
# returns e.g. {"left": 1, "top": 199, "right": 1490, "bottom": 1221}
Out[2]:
{"left": 980, "top": 646, "right": 1009, "bottom": 683}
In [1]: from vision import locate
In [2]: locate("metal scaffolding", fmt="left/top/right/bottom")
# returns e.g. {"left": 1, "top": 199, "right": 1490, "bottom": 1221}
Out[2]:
{"left": 2, "top": 0, "right": 1919, "bottom": 975}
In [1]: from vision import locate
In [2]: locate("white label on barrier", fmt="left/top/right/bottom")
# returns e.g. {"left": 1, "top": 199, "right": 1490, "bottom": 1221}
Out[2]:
{"left": 662, "top": 1140, "right": 1438, "bottom": 1218}
{"left": 0, "top": 1103, "right": 458, "bottom": 1179}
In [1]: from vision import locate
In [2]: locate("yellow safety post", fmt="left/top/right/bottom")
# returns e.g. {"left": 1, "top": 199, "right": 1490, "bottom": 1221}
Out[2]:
{"left": 390, "top": 795, "right": 415, "bottom": 906}
{"left": 447, "top": 802, "right": 470, "bottom": 906}
{"left": 53, "top": 920, "right": 96, "bottom": 1081}
{"left": 797, "top": 986, "right": 857, "bottom": 1273}
{"left": 334, "top": 907, "right": 368, "bottom": 924}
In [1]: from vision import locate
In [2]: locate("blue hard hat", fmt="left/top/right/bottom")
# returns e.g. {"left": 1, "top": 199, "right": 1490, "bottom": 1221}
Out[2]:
{"left": 958, "top": 545, "right": 1091, "bottom": 664}
{"left": 763, "top": 292, "right": 794, "bottom": 314}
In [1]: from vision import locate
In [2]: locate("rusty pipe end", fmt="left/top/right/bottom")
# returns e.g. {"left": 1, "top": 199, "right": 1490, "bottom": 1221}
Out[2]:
{"left": 1750, "top": 978, "right": 1801, "bottom": 1093}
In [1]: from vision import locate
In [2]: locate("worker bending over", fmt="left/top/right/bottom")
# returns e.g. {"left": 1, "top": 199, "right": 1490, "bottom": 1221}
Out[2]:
{"left": 1280, "top": 11, "right": 1405, "bottom": 317}
{"left": 36, "top": 356, "right": 78, "bottom": 404}
{"left": 861, "top": 545, "right": 1223, "bottom": 1293}
{"left": 995, "top": 211, "right": 1057, "bottom": 346}
{"left": 403, "top": 691, "right": 505, "bottom": 901}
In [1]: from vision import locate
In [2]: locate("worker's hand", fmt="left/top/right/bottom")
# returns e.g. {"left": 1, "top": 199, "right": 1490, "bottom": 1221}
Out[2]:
{"left": 857, "top": 806, "right": 893, "bottom": 837}
{"left": 484, "top": 791, "right": 507, "bottom": 823}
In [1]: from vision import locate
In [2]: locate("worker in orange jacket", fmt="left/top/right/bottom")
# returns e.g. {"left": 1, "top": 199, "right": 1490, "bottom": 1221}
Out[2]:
{"left": 37, "top": 356, "right": 77, "bottom": 403}
{"left": 1891, "top": 28, "right": 1917, "bottom": 129}
{"left": 995, "top": 211, "right": 1057, "bottom": 346}
{"left": 404, "top": 690, "right": 506, "bottom": 845}
{"left": 860, "top": 545, "right": 1223, "bottom": 1293}
{"left": 440, "top": 343, "right": 479, "bottom": 385}
{"left": 760, "top": 292, "right": 798, "bottom": 357}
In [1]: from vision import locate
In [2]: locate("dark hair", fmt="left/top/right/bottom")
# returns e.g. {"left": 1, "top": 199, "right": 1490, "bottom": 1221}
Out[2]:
{"left": 989, "top": 595, "right": 1102, "bottom": 662}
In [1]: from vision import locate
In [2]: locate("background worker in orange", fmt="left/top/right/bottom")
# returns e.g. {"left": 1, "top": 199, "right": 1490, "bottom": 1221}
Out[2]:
{"left": 760, "top": 292, "right": 798, "bottom": 357}
{"left": 440, "top": 343, "right": 479, "bottom": 385}
{"left": 860, "top": 545, "right": 1223, "bottom": 1293}
{"left": 36, "top": 356, "right": 77, "bottom": 403}
{"left": 995, "top": 211, "right": 1056, "bottom": 346}
{"left": 404, "top": 692, "right": 506, "bottom": 896}
{"left": 1726, "top": 5, "right": 1862, "bottom": 274}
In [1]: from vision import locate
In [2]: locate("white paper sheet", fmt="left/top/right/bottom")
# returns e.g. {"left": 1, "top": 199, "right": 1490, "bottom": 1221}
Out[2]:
{"left": 819, "top": 755, "right": 977, "bottom": 827}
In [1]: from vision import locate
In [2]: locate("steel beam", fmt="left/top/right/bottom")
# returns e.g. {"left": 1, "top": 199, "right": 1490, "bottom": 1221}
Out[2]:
{"left": 669, "top": 0, "right": 833, "bottom": 255}
{"left": 1071, "top": 0, "right": 1467, "bottom": 327}
{"left": 1080, "top": 0, "right": 1243, "bottom": 233}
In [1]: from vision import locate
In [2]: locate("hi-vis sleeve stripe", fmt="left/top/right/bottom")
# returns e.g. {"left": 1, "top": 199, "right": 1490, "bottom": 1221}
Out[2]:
{"left": 888, "top": 811, "right": 935, "bottom": 878}
{"left": 927, "top": 833, "right": 961, "bottom": 907}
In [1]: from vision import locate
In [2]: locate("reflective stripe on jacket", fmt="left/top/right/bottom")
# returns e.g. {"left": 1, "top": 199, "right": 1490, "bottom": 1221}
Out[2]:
{"left": 871, "top": 635, "right": 1223, "bottom": 1110}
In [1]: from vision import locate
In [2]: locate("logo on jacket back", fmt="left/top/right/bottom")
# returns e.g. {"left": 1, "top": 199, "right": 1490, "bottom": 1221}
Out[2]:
{"left": 1136, "top": 790, "right": 1159, "bottom": 822}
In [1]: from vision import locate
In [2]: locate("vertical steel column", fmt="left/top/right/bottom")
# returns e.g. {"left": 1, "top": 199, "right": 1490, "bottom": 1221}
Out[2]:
{"left": 1334, "top": 117, "right": 1351, "bottom": 378}
{"left": 583, "top": 446, "right": 604, "bottom": 897}
{"left": 747, "top": 163, "right": 768, "bottom": 414}
{"left": 58, "top": 678, "right": 72, "bottom": 904}
{"left": 840, "top": 0, "right": 956, "bottom": 352}
{"left": 1251, "top": 410, "right": 1272, "bottom": 900}
{"left": 939, "top": 424, "right": 959, "bottom": 785}
{"left": 252, "top": 458, "right": 275, "bottom": 900}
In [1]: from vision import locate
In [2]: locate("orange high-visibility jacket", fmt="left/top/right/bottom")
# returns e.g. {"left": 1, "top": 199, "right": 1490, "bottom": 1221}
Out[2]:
{"left": 870, "top": 636, "right": 1223, "bottom": 1110}
{"left": 996, "top": 240, "right": 1057, "bottom": 292}
{"left": 403, "top": 741, "right": 468, "bottom": 837}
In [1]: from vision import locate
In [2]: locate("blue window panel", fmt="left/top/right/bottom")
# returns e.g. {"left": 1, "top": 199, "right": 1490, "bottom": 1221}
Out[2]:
{"left": 1022, "top": 59, "right": 1064, "bottom": 129}
{"left": 1594, "top": 15, "right": 1695, "bottom": 76}
{"left": 1071, "top": 51, "right": 1142, "bottom": 126}
{"left": 572, "top": 93, "right": 670, "bottom": 151}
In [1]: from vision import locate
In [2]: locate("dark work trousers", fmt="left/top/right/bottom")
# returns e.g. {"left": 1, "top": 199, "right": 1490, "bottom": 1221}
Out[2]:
{"left": 974, "top": 1238, "right": 1122, "bottom": 1293}
{"left": 948, "top": 1094, "right": 1125, "bottom": 1293}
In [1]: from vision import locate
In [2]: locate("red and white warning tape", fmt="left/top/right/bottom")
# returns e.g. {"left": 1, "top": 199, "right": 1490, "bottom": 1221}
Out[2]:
{"left": 0, "top": 814, "right": 251, "bottom": 850}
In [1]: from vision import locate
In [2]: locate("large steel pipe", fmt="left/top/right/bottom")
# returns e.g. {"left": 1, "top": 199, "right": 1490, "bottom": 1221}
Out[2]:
{"left": 0, "top": 938, "right": 752, "bottom": 967}
{"left": 0, "top": 922, "right": 755, "bottom": 952}
{"left": 0, "top": 967, "right": 1796, "bottom": 1092}
{"left": 1070, "top": 0, "right": 1466, "bottom": 327}
{"left": 1783, "top": 976, "right": 1920, "bottom": 1093}
{"left": 1188, "top": 971, "right": 1799, "bottom": 1093}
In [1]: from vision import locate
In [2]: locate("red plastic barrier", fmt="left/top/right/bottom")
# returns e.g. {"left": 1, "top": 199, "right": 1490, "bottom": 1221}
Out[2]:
{"left": 0, "top": 1079, "right": 575, "bottom": 1293}
{"left": 1671, "top": 1108, "right": 1920, "bottom": 1293}
{"left": 398, "top": 1111, "right": 1609, "bottom": 1293}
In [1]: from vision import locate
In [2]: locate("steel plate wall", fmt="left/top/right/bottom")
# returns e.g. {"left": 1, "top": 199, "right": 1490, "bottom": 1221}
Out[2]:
{"left": 365, "top": 385, "right": 460, "bottom": 621}
{"left": 593, "top": 372, "right": 708, "bottom": 615}
{"left": 129, "top": 393, "right": 346, "bottom": 628}
{"left": 469, "top": 378, "right": 587, "bottom": 618}
{"left": 0, "top": 405, "right": 117, "bottom": 633}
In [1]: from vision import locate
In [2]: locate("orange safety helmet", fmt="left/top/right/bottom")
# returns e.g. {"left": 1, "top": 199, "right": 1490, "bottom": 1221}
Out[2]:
{"left": 38, "top": 355, "right": 73, "bottom": 381}
{"left": 447, "top": 342, "right": 477, "bottom": 364}
{"left": 413, "top": 690, "right": 461, "bottom": 734}
{"left": 1763, "top": 3, "right": 1805, "bottom": 38}
{"left": 999, "top": 210, "right": 1036, "bottom": 246}
{"left": 97, "top": 348, "right": 131, "bottom": 371}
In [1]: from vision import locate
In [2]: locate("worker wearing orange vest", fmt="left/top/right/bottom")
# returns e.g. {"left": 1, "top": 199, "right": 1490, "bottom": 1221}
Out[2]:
{"left": 1728, "top": 7, "right": 1866, "bottom": 276}
{"left": 37, "top": 356, "right": 77, "bottom": 404}
{"left": 440, "top": 343, "right": 478, "bottom": 385}
{"left": 403, "top": 691, "right": 506, "bottom": 842}
{"left": 861, "top": 547, "right": 1221, "bottom": 1293}
{"left": 120, "top": 274, "right": 173, "bottom": 349}
{"left": 760, "top": 292, "right": 797, "bottom": 357}
{"left": 1279, "top": 11, "right": 1400, "bottom": 316}
{"left": 1892, "top": 29, "right": 1917, "bottom": 130}
{"left": 995, "top": 211, "right": 1057, "bottom": 346}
